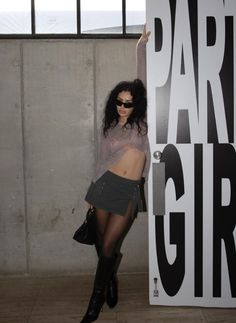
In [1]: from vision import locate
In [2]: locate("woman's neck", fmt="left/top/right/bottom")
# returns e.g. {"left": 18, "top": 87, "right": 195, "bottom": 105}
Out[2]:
{"left": 118, "top": 117, "right": 127, "bottom": 126}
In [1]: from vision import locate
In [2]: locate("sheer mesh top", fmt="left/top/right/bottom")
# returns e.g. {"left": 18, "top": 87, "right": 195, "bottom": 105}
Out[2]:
{"left": 93, "top": 123, "right": 150, "bottom": 182}
{"left": 92, "top": 39, "right": 149, "bottom": 182}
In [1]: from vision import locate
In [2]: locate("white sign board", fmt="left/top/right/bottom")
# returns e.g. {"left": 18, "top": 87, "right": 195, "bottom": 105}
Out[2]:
{"left": 147, "top": 0, "right": 236, "bottom": 307}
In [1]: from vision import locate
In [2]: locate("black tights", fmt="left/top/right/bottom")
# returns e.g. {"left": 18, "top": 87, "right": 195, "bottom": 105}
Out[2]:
{"left": 95, "top": 203, "right": 135, "bottom": 258}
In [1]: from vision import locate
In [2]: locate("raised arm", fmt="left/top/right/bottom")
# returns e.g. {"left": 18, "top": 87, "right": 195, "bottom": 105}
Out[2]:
{"left": 136, "top": 25, "right": 151, "bottom": 87}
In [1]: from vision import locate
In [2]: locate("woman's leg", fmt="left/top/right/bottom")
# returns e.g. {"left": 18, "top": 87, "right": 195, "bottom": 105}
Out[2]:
{"left": 94, "top": 208, "right": 130, "bottom": 309}
{"left": 81, "top": 208, "right": 113, "bottom": 322}
{"left": 100, "top": 203, "right": 135, "bottom": 258}
{"left": 95, "top": 201, "right": 137, "bottom": 256}
{"left": 81, "top": 205, "right": 135, "bottom": 322}
{"left": 94, "top": 208, "right": 110, "bottom": 256}
{"left": 80, "top": 255, "right": 116, "bottom": 323}
{"left": 104, "top": 208, "right": 136, "bottom": 308}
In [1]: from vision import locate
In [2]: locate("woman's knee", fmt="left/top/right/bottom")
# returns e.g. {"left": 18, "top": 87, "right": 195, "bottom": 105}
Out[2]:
{"left": 100, "top": 240, "right": 116, "bottom": 258}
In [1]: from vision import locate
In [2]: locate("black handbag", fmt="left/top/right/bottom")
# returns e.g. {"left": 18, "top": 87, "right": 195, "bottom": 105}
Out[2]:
{"left": 73, "top": 207, "right": 96, "bottom": 245}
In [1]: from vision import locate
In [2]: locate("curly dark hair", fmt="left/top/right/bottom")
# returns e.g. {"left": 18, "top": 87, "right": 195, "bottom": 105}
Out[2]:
{"left": 102, "top": 78, "right": 147, "bottom": 136}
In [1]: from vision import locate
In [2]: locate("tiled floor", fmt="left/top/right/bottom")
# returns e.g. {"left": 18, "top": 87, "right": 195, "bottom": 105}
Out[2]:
{"left": 0, "top": 273, "right": 235, "bottom": 322}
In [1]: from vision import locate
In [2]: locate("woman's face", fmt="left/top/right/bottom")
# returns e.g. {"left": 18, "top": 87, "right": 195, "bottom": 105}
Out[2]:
{"left": 116, "top": 91, "right": 134, "bottom": 121}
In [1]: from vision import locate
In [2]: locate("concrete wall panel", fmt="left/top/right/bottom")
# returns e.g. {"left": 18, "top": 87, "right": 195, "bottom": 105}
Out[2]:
{"left": 0, "top": 42, "right": 27, "bottom": 274}
{"left": 95, "top": 39, "right": 137, "bottom": 124}
{"left": 23, "top": 41, "right": 95, "bottom": 274}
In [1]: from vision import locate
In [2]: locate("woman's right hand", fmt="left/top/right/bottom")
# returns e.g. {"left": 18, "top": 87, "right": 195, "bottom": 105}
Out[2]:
{"left": 139, "top": 24, "right": 151, "bottom": 44}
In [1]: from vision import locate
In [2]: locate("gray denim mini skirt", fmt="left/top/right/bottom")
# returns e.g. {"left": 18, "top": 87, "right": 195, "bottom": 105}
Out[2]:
{"left": 85, "top": 171, "right": 142, "bottom": 216}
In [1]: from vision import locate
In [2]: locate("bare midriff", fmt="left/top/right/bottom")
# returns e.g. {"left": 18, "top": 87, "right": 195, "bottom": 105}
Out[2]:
{"left": 109, "top": 148, "right": 146, "bottom": 180}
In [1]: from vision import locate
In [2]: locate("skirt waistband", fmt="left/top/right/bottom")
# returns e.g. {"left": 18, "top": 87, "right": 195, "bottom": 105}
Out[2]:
{"left": 103, "top": 170, "right": 141, "bottom": 185}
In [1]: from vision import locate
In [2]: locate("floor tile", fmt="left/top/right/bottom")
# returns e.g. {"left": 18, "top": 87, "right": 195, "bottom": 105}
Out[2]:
{"left": 117, "top": 308, "right": 206, "bottom": 323}
{"left": 0, "top": 273, "right": 235, "bottom": 323}
{"left": 202, "top": 308, "right": 236, "bottom": 322}
{"left": 0, "top": 317, "right": 29, "bottom": 323}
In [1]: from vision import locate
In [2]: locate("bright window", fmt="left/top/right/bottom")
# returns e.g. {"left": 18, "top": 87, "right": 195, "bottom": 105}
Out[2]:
{"left": 81, "top": 0, "right": 122, "bottom": 34}
{"left": 0, "top": 0, "right": 145, "bottom": 37}
{"left": 126, "top": 0, "right": 145, "bottom": 33}
{"left": 35, "top": 0, "right": 77, "bottom": 34}
{"left": 0, "top": 0, "right": 31, "bottom": 34}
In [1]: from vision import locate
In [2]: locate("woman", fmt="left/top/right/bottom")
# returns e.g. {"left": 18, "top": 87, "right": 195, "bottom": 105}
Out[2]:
{"left": 80, "top": 78, "right": 150, "bottom": 323}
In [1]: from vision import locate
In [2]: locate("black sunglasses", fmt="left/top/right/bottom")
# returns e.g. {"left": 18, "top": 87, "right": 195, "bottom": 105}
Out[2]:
{"left": 116, "top": 99, "right": 134, "bottom": 109}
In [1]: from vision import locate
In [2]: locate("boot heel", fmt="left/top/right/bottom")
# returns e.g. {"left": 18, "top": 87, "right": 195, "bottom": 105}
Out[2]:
{"left": 106, "top": 275, "right": 118, "bottom": 308}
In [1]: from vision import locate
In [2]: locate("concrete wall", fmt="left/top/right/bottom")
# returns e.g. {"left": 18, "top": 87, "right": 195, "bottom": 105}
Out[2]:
{"left": 0, "top": 39, "right": 148, "bottom": 275}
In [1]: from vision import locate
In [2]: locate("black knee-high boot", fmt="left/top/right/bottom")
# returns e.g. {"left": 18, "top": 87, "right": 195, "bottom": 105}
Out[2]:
{"left": 106, "top": 252, "right": 123, "bottom": 308}
{"left": 95, "top": 243, "right": 122, "bottom": 309}
{"left": 80, "top": 255, "right": 116, "bottom": 323}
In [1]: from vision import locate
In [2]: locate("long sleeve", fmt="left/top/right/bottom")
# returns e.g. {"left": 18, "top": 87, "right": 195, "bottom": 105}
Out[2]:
{"left": 93, "top": 128, "right": 109, "bottom": 181}
{"left": 136, "top": 34, "right": 149, "bottom": 177}
{"left": 136, "top": 36, "right": 147, "bottom": 87}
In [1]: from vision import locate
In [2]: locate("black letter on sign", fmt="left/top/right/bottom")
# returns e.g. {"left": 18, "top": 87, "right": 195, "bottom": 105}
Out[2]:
{"left": 154, "top": 18, "right": 163, "bottom": 52}
{"left": 155, "top": 0, "right": 176, "bottom": 144}
{"left": 213, "top": 144, "right": 236, "bottom": 297}
{"left": 155, "top": 144, "right": 185, "bottom": 296}
{"left": 194, "top": 144, "right": 203, "bottom": 297}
